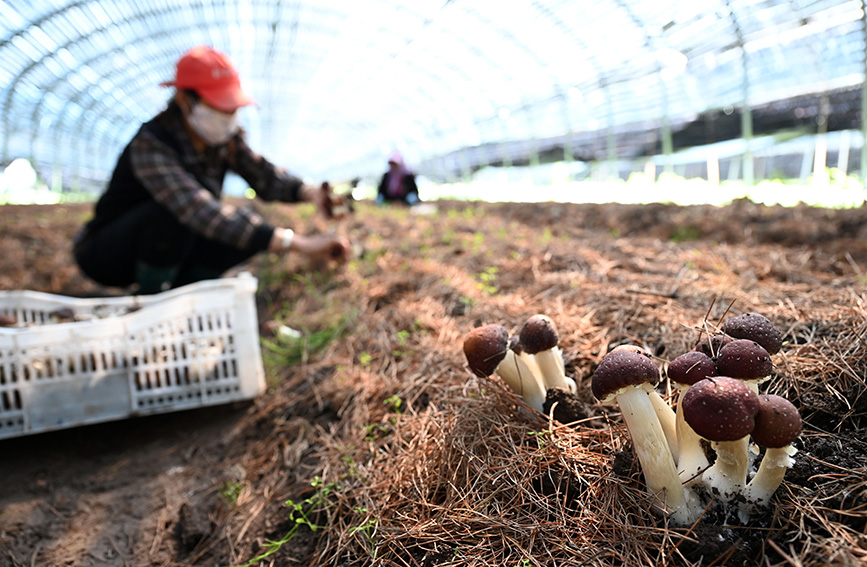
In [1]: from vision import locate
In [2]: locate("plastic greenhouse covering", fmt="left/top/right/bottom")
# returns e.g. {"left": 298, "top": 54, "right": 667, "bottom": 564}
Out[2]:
{"left": 0, "top": 0, "right": 864, "bottom": 193}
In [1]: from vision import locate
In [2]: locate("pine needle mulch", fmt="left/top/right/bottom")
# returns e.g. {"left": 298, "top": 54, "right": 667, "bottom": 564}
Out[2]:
{"left": 220, "top": 199, "right": 867, "bottom": 567}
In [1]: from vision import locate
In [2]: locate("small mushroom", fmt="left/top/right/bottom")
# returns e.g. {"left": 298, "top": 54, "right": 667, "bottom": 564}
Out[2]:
{"left": 667, "top": 351, "right": 717, "bottom": 485}
{"left": 613, "top": 345, "right": 678, "bottom": 459}
{"left": 463, "top": 324, "right": 547, "bottom": 412}
{"left": 518, "top": 315, "right": 576, "bottom": 394}
{"left": 682, "top": 376, "right": 760, "bottom": 504}
{"left": 742, "top": 394, "right": 802, "bottom": 513}
{"left": 715, "top": 339, "right": 773, "bottom": 394}
{"left": 463, "top": 324, "right": 510, "bottom": 378}
{"left": 721, "top": 313, "right": 783, "bottom": 355}
{"left": 592, "top": 349, "right": 700, "bottom": 525}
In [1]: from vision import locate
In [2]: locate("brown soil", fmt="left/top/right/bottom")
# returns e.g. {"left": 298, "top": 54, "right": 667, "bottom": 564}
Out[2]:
{"left": 0, "top": 198, "right": 865, "bottom": 567}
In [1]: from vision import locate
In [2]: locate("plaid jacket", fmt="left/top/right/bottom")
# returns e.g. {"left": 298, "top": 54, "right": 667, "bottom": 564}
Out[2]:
{"left": 86, "top": 101, "right": 304, "bottom": 251}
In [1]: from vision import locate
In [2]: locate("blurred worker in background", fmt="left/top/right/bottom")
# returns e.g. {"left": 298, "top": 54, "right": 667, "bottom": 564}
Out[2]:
{"left": 74, "top": 45, "right": 350, "bottom": 294}
{"left": 376, "top": 151, "right": 421, "bottom": 206}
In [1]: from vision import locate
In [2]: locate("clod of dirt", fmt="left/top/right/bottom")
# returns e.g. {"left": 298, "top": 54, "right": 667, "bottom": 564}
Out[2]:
{"left": 176, "top": 502, "right": 216, "bottom": 553}
{"left": 544, "top": 387, "right": 590, "bottom": 426}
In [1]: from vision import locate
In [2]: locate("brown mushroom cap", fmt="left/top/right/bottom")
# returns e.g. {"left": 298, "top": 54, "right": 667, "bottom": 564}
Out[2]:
{"left": 519, "top": 314, "right": 559, "bottom": 354}
{"left": 715, "top": 339, "right": 773, "bottom": 380}
{"left": 612, "top": 344, "right": 651, "bottom": 357}
{"left": 681, "top": 376, "right": 760, "bottom": 441}
{"left": 721, "top": 312, "right": 783, "bottom": 355}
{"left": 667, "top": 350, "right": 718, "bottom": 387}
{"left": 751, "top": 394, "right": 802, "bottom": 448}
{"left": 591, "top": 349, "right": 660, "bottom": 401}
{"left": 693, "top": 334, "right": 734, "bottom": 359}
{"left": 463, "top": 324, "right": 510, "bottom": 377}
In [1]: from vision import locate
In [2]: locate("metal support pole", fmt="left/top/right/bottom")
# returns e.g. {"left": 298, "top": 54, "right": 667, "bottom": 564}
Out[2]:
{"left": 741, "top": 53, "right": 754, "bottom": 186}
{"left": 862, "top": 1, "right": 867, "bottom": 184}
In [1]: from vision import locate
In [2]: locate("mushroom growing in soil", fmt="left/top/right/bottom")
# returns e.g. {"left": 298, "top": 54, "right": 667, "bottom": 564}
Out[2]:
{"left": 518, "top": 314, "right": 576, "bottom": 394}
{"left": 463, "top": 324, "right": 547, "bottom": 413}
{"left": 742, "top": 394, "right": 802, "bottom": 513}
{"left": 721, "top": 312, "right": 783, "bottom": 355}
{"left": 611, "top": 345, "right": 678, "bottom": 458}
{"left": 682, "top": 376, "right": 760, "bottom": 504}
{"left": 592, "top": 349, "right": 700, "bottom": 525}
{"left": 666, "top": 351, "right": 717, "bottom": 485}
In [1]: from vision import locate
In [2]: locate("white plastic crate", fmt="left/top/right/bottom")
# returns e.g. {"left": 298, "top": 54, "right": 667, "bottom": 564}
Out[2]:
{"left": 0, "top": 272, "right": 265, "bottom": 439}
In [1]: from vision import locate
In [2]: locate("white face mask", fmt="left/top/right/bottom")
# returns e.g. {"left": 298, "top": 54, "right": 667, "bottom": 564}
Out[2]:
{"left": 187, "top": 102, "right": 239, "bottom": 145}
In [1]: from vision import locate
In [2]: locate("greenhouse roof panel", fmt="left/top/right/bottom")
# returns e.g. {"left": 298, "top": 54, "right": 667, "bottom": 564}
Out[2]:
{"left": 0, "top": 0, "right": 861, "bottom": 185}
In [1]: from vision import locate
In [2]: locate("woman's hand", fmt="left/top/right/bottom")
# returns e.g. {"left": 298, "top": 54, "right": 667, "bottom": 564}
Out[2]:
{"left": 270, "top": 228, "right": 350, "bottom": 262}
{"left": 289, "top": 234, "right": 351, "bottom": 262}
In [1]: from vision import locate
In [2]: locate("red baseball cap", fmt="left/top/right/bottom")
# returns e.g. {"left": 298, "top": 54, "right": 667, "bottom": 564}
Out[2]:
{"left": 160, "top": 46, "right": 255, "bottom": 112}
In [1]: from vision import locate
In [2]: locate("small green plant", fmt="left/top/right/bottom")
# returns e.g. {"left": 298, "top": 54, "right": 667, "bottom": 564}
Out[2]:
{"left": 458, "top": 295, "right": 476, "bottom": 312}
{"left": 220, "top": 481, "right": 244, "bottom": 507}
{"left": 261, "top": 315, "right": 353, "bottom": 382}
{"left": 349, "top": 507, "right": 379, "bottom": 559}
{"left": 384, "top": 394, "right": 403, "bottom": 413}
{"left": 392, "top": 329, "right": 413, "bottom": 358}
{"left": 359, "top": 351, "right": 373, "bottom": 366}
{"left": 228, "top": 476, "right": 339, "bottom": 567}
{"left": 363, "top": 422, "right": 390, "bottom": 441}
{"left": 527, "top": 429, "right": 552, "bottom": 450}
{"left": 341, "top": 454, "right": 366, "bottom": 481}
{"left": 396, "top": 329, "right": 410, "bottom": 346}
{"left": 475, "top": 266, "right": 498, "bottom": 295}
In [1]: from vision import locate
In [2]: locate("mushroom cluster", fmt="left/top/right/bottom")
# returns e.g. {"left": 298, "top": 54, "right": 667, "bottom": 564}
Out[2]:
{"left": 462, "top": 314, "right": 577, "bottom": 414}
{"left": 464, "top": 310, "right": 802, "bottom": 527}
{"left": 590, "top": 312, "right": 802, "bottom": 526}
{"left": 671, "top": 312, "right": 801, "bottom": 521}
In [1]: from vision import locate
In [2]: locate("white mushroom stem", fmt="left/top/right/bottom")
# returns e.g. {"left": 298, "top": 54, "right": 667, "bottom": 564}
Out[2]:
{"left": 615, "top": 386, "right": 699, "bottom": 526}
{"left": 547, "top": 347, "right": 577, "bottom": 394}
{"left": 517, "top": 350, "right": 546, "bottom": 387}
{"left": 648, "top": 391, "right": 679, "bottom": 462}
{"left": 531, "top": 347, "right": 572, "bottom": 391}
{"left": 702, "top": 437, "right": 751, "bottom": 502}
{"left": 746, "top": 375, "right": 773, "bottom": 396}
{"left": 743, "top": 444, "right": 798, "bottom": 509}
{"left": 495, "top": 350, "right": 547, "bottom": 413}
{"left": 675, "top": 386, "right": 709, "bottom": 485}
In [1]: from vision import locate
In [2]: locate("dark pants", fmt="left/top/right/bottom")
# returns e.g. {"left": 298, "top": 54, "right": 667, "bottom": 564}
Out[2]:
{"left": 74, "top": 201, "right": 258, "bottom": 291}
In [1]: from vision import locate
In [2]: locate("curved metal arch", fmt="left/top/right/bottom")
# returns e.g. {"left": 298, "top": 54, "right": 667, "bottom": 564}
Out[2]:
{"left": 5, "top": 1, "right": 630, "bottom": 174}
{"left": 30, "top": 3, "right": 452, "bottom": 119}
{"left": 1, "top": 2, "right": 186, "bottom": 160}
{"left": 3, "top": 0, "right": 861, "bottom": 188}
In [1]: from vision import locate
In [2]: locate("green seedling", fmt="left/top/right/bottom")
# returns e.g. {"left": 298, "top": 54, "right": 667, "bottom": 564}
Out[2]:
{"left": 220, "top": 481, "right": 244, "bottom": 507}
{"left": 229, "top": 477, "right": 338, "bottom": 567}
{"left": 349, "top": 507, "right": 379, "bottom": 559}
{"left": 384, "top": 394, "right": 403, "bottom": 414}
{"left": 475, "top": 266, "right": 498, "bottom": 295}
